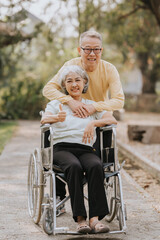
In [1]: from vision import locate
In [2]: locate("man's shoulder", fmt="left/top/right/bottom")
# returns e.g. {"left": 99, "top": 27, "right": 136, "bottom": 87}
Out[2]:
{"left": 100, "top": 59, "right": 116, "bottom": 69}
{"left": 65, "top": 57, "right": 81, "bottom": 66}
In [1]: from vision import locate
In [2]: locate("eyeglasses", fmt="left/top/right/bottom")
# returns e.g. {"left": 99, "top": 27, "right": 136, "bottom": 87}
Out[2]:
{"left": 81, "top": 47, "right": 102, "bottom": 55}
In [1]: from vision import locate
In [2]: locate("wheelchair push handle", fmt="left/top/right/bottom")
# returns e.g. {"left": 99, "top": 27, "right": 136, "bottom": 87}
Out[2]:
{"left": 39, "top": 110, "right": 44, "bottom": 117}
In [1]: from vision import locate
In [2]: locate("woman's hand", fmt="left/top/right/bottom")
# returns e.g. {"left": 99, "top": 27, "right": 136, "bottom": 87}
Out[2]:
{"left": 41, "top": 112, "right": 54, "bottom": 124}
{"left": 82, "top": 121, "right": 95, "bottom": 144}
{"left": 41, "top": 104, "right": 66, "bottom": 124}
{"left": 57, "top": 104, "right": 66, "bottom": 122}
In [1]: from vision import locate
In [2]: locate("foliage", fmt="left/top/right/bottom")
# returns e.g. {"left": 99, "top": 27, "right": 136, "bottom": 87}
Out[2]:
{"left": 76, "top": 0, "right": 105, "bottom": 35}
{"left": 73, "top": 0, "right": 160, "bottom": 94}
{"left": 0, "top": 1, "right": 40, "bottom": 48}
{"left": 0, "top": 15, "right": 78, "bottom": 119}
{"left": 0, "top": 77, "right": 45, "bottom": 119}
{"left": 0, "top": 121, "right": 18, "bottom": 154}
{"left": 116, "top": 0, "right": 160, "bottom": 26}
{"left": 102, "top": 0, "right": 160, "bottom": 93}
{"left": 1, "top": 0, "right": 160, "bottom": 119}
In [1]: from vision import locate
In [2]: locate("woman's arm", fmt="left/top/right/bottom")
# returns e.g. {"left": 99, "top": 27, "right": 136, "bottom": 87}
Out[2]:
{"left": 82, "top": 112, "right": 117, "bottom": 144}
{"left": 41, "top": 104, "right": 66, "bottom": 124}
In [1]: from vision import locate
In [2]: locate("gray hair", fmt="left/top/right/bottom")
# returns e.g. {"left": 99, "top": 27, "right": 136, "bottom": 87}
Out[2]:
{"left": 80, "top": 30, "right": 102, "bottom": 45}
{"left": 58, "top": 65, "right": 89, "bottom": 94}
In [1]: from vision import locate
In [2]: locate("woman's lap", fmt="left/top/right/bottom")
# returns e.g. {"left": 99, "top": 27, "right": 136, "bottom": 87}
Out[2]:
{"left": 53, "top": 150, "right": 82, "bottom": 172}
{"left": 53, "top": 143, "right": 108, "bottom": 220}
{"left": 53, "top": 150, "right": 102, "bottom": 174}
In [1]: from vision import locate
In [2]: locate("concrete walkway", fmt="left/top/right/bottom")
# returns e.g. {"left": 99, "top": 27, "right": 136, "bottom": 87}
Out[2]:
{"left": 0, "top": 121, "right": 160, "bottom": 240}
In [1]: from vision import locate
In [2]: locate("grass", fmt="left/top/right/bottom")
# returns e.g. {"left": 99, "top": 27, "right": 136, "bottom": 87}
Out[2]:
{"left": 0, "top": 120, "right": 18, "bottom": 155}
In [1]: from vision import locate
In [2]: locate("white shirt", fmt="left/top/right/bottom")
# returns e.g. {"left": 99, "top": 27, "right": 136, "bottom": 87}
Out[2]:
{"left": 45, "top": 99, "right": 106, "bottom": 147}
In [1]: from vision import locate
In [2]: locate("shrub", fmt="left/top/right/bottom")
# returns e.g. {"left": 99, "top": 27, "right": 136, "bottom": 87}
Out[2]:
{"left": 0, "top": 78, "right": 47, "bottom": 119}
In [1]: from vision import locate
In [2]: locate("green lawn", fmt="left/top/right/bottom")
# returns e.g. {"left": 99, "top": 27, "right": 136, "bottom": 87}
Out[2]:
{"left": 0, "top": 121, "right": 18, "bottom": 155}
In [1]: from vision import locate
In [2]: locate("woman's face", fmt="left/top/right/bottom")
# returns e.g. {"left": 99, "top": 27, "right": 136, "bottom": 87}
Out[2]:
{"left": 64, "top": 72, "right": 85, "bottom": 100}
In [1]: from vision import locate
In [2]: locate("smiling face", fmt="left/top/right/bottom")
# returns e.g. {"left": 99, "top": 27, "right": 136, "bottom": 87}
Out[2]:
{"left": 64, "top": 72, "right": 85, "bottom": 100}
{"left": 77, "top": 36, "right": 103, "bottom": 72}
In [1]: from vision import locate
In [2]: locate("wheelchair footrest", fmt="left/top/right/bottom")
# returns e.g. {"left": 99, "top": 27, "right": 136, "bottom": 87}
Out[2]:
{"left": 105, "top": 171, "right": 118, "bottom": 179}
{"left": 54, "top": 227, "right": 69, "bottom": 234}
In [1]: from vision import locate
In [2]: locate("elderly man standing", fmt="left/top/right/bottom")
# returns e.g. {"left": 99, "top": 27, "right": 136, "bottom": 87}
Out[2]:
{"left": 43, "top": 30, "right": 124, "bottom": 214}
{"left": 43, "top": 30, "right": 124, "bottom": 117}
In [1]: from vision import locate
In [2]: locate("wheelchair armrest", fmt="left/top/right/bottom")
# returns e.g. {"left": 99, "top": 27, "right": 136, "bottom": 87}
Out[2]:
{"left": 39, "top": 110, "right": 53, "bottom": 133}
{"left": 100, "top": 124, "right": 117, "bottom": 132}
{"left": 40, "top": 123, "right": 52, "bottom": 133}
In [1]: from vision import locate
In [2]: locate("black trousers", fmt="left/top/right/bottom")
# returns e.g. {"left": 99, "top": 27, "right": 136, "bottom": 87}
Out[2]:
{"left": 53, "top": 142, "right": 109, "bottom": 222}
{"left": 55, "top": 128, "right": 112, "bottom": 200}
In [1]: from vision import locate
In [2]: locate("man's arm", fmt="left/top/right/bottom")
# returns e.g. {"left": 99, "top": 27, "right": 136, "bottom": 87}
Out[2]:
{"left": 43, "top": 80, "right": 72, "bottom": 103}
{"left": 92, "top": 64, "right": 124, "bottom": 112}
{"left": 43, "top": 79, "right": 90, "bottom": 118}
{"left": 92, "top": 94, "right": 124, "bottom": 112}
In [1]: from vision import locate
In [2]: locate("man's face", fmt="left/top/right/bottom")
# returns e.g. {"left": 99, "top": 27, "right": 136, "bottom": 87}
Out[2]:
{"left": 77, "top": 36, "right": 103, "bottom": 72}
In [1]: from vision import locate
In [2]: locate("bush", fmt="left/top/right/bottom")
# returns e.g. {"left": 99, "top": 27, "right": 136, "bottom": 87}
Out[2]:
{"left": 0, "top": 78, "right": 47, "bottom": 119}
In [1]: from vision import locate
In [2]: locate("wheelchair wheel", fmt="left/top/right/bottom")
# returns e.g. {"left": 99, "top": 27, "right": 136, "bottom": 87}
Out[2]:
{"left": 28, "top": 148, "right": 43, "bottom": 224}
{"left": 28, "top": 152, "right": 37, "bottom": 218}
{"left": 105, "top": 175, "right": 117, "bottom": 222}
{"left": 42, "top": 207, "right": 53, "bottom": 235}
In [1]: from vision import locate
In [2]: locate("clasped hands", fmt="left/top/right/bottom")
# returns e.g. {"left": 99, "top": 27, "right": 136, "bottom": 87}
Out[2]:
{"left": 67, "top": 99, "right": 96, "bottom": 118}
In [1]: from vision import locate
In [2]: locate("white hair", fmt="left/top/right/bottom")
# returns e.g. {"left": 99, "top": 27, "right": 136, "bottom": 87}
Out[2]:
{"left": 58, "top": 65, "right": 89, "bottom": 94}
{"left": 80, "top": 30, "right": 102, "bottom": 45}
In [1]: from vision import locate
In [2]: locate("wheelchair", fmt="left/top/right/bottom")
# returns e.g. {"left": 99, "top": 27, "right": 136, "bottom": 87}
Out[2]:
{"left": 27, "top": 123, "right": 127, "bottom": 235}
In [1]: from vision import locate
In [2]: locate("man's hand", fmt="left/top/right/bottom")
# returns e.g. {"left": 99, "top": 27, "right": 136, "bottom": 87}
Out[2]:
{"left": 73, "top": 104, "right": 96, "bottom": 118}
{"left": 85, "top": 104, "right": 96, "bottom": 115}
{"left": 57, "top": 104, "right": 66, "bottom": 122}
{"left": 67, "top": 100, "right": 96, "bottom": 118}
{"left": 82, "top": 121, "right": 95, "bottom": 144}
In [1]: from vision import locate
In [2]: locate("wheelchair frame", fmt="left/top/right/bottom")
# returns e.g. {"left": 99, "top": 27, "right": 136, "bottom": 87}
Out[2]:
{"left": 27, "top": 124, "right": 127, "bottom": 235}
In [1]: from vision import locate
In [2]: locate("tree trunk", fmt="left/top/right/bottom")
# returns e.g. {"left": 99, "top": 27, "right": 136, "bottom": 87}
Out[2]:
{"left": 141, "top": 73, "right": 156, "bottom": 93}
{"left": 140, "top": 0, "right": 160, "bottom": 26}
{"left": 138, "top": 53, "right": 157, "bottom": 94}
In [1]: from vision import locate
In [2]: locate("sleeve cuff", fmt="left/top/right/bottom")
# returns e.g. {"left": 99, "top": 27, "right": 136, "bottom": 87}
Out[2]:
{"left": 60, "top": 95, "right": 73, "bottom": 104}
{"left": 92, "top": 102, "right": 102, "bottom": 111}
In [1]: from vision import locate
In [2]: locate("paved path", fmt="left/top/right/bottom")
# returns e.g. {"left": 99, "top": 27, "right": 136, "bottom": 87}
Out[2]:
{"left": 116, "top": 112, "right": 160, "bottom": 167}
{"left": 0, "top": 121, "right": 160, "bottom": 240}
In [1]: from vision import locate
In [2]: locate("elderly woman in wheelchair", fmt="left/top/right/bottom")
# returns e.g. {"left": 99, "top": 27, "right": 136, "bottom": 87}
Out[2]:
{"left": 41, "top": 65, "right": 117, "bottom": 234}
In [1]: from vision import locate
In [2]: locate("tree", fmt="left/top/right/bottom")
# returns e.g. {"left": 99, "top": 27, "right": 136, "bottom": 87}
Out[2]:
{"left": 104, "top": 0, "right": 160, "bottom": 94}
{"left": 117, "top": 0, "right": 160, "bottom": 27}
{"left": 0, "top": 0, "right": 38, "bottom": 48}
{"left": 76, "top": 0, "right": 104, "bottom": 36}
{"left": 0, "top": 0, "right": 79, "bottom": 119}
{"left": 0, "top": 1, "right": 44, "bottom": 89}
